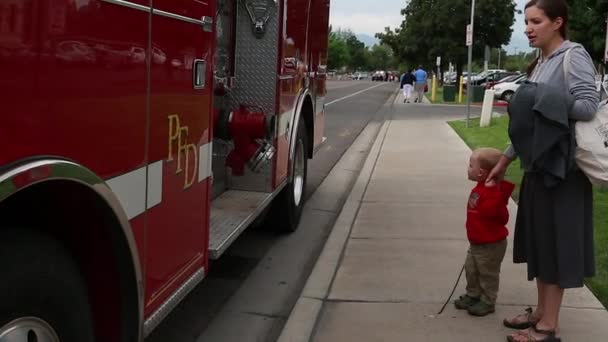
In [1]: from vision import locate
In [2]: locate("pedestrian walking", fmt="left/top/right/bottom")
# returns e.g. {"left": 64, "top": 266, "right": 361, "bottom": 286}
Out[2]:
{"left": 400, "top": 69, "right": 415, "bottom": 103}
{"left": 455, "top": 148, "right": 514, "bottom": 317}
{"left": 413, "top": 65, "right": 428, "bottom": 103}
{"left": 485, "top": 1, "right": 600, "bottom": 341}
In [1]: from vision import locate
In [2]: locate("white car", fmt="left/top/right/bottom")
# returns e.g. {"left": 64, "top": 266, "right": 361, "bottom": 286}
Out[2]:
{"left": 493, "top": 74, "right": 606, "bottom": 102}
{"left": 354, "top": 72, "right": 369, "bottom": 80}
{"left": 492, "top": 75, "right": 527, "bottom": 102}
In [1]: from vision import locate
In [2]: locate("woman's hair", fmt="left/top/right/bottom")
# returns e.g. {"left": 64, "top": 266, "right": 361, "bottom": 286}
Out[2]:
{"left": 525, "top": 0, "right": 569, "bottom": 76}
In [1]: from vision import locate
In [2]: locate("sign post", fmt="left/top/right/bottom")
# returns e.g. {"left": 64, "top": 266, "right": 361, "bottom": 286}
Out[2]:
{"left": 604, "top": 14, "right": 608, "bottom": 63}
{"left": 466, "top": 0, "right": 475, "bottom": 128}
{"left": 432, "top": 56, "right": 441, "bottom": 102}
{"left": 602, "top": 14, "right": 607, "bottom": 100}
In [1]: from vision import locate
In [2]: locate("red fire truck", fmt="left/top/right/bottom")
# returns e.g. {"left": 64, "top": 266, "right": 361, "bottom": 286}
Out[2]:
{"left": 0, "top": 0, "right": 330, "bottom": 341}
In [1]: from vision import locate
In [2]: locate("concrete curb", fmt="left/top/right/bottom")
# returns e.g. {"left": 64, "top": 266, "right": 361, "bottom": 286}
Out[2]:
{"left": 277, "top": 112, "right": 392, "bottom": 342}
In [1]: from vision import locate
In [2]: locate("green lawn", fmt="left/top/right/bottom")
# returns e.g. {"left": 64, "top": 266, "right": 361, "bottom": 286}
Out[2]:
{"left": 448, "top": 116, "right": 608, "bottom": 308}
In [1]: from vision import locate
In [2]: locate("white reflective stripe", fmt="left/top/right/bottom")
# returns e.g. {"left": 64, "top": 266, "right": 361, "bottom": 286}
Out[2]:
{"left": 147, "top": 161, "right": 163, "bottom": 209}
{"left": 108, "top": 142, "right": 212, "bottom": 219}
{"left": 199, "top": 142, "right": 212, "bottom": 182}
{"left": 107, "top": 167, "right": 147, "bottom": 220}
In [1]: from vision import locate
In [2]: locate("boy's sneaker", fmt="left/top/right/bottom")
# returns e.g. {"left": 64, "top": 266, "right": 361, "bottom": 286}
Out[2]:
{"left": 454, "top": 294, "right": 480, "bottom": 310}
{"left": 467, "top": 300, "right": 495, "bottom": 316}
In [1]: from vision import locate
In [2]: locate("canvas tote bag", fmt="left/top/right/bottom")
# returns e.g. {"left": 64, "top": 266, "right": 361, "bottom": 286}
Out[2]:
{"left": 563, "top": 48, "right": 608, "bottom": 186}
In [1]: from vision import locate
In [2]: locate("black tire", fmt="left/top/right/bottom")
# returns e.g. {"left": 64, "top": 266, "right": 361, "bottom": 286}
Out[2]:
{"left": 267, "top": 117, "right": 308, "bottom": 232}
{"left": 502, "top": 91, "right": 514, "bottom": 102}
{"left": 0, "top": 229, "right": 95, "bottom": 342}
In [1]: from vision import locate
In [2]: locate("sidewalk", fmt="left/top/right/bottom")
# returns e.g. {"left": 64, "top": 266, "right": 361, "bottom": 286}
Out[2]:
{"left": 395, "top": 87, "right": 431, "bottom": 104}
{"left": 278, "top": 98, "right": 608, "bottom": 341}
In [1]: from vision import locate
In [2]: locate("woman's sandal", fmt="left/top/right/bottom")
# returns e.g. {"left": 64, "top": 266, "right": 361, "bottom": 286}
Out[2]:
{"left": 506, "top": 327, "right": 561, "bottom": 342}
{"left": 503, "top": 307, "right": 540, "bottom": 329}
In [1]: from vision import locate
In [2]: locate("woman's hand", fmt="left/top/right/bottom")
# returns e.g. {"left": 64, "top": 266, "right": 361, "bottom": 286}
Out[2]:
{"left": 486, "top": 155, "right": 512, "bottom": 187}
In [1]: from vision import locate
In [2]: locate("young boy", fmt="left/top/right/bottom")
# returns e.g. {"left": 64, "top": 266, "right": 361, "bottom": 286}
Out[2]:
{"left": 454, "top": 147, "right": 515, "bottom": 316}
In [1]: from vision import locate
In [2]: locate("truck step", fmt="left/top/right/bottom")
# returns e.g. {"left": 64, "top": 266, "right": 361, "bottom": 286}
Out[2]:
{"left": 209, "top": 190, "right": 274, "bottom": 259}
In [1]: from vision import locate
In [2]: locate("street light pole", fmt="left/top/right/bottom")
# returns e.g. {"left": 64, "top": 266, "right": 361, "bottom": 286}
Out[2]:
{"left": 466, "top": 0, "right": 476, "bottom": 127}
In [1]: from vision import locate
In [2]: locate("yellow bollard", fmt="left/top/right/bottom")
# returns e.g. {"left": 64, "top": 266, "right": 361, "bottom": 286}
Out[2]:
{"left": 458, "top": 76, "right": 464, "bottom": 103}
{"left": 431, "top": 76, "right": 437, "bottom": 103}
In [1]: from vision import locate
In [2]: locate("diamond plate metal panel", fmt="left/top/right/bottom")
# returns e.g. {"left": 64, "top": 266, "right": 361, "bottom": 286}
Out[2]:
{"left": 209, "top": 190, "right": 273, "bottom": 258}
{"left": 227, "top": 0, "right": 279, "bottom": 191}
{"left": 230, "top": 0, "right": 279, "bottom": 115}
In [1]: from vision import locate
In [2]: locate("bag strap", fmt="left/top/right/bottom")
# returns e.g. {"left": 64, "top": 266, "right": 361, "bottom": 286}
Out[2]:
{"left": 562, "top": 47, "right": 608, "bottom": 99}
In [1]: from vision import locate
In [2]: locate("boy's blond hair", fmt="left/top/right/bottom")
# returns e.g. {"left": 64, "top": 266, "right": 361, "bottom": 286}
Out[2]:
{"left": 473, "top": 148, "right": 502, "bottom": 171}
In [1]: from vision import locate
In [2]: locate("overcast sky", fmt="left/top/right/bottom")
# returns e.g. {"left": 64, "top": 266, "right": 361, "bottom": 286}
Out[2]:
{"left": 329, "top": 0, "right": 533, "bottom": 54}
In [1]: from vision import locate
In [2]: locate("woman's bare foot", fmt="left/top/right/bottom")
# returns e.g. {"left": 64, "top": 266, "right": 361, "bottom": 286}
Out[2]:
{"left": 508, "top": 325, "right": 560, "bottom": 342}
{"left": 503, "top": 308, "right": 542, "bottom": 329}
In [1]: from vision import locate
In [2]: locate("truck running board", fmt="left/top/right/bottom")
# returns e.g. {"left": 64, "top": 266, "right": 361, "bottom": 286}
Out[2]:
{"left": 209, "top": 190, "right": 274, "bottom": 259}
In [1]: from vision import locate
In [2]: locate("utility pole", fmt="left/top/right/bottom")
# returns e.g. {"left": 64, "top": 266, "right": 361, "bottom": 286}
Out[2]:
{"left": 603, "top": 13, "right": 608, "bottom": 65}
{"left": 498, "top": 47, "right": 501, "bottom": 69}
{"left": 603, "top": 13, "right": 608, "bottom": 100}
{"left": 605, "top": 13, "right": 608, "bottom": 64}
{"left": 466, "top": 0, "right": 475, "bottom": 127}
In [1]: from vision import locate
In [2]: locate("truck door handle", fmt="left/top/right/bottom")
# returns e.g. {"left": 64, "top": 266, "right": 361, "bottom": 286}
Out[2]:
{"left": 193, "top": 59, "right": 206, "bottom": 89}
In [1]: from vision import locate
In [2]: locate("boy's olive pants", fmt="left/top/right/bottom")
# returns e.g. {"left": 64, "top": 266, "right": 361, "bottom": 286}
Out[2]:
{"left": 465, "top": 239, "right": 507, "bottom": 305}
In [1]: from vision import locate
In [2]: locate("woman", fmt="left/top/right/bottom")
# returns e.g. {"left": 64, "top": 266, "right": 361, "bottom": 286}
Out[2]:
{"left": 486, "top": 1, "right": 600, "bottom": 341}
{"left": 401, "top": 69, "right": 415, "bottom": 103}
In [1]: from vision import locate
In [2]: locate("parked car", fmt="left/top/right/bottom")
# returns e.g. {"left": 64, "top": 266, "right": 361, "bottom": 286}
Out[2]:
{"left": 466, "top": 70, "right": 515, "bottom": 87}
{"left": 354, "top": 72, "right": 369, "bottom": 80}
{"left": 484, "top": 73, "right": 522, "bottom": 89}
{"left": 492, "top": 74, "right": 527, "bottom": 102}
{"left": 372, "top": 71, "right": 385, "bottom": 81}
{"left": 444, "top": 71, "right": 479, "bottom": 84}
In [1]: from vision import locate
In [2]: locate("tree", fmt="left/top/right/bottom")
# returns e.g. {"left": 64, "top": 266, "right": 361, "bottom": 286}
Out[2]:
{"left": 328, "top": 28, "right": 350, "bottom": 70}
{"left": 567, "top": 0, "right": 608, "bottom": 65}
{"left": 328, "top": 27, "right": 379, "bottom": 71}
{"left": 345, "top": 35, "right": 368, "bottom": 71}
{"left": 377, "top": 0, "right": 517, "bottom": 79}
{"left": 369, "top": 44, "right": 395, "bottom": 70}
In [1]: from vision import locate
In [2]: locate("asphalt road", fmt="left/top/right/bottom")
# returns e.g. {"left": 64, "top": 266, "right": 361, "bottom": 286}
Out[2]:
{"left": 145, "top": 80, "right": 398, "bottom": 342}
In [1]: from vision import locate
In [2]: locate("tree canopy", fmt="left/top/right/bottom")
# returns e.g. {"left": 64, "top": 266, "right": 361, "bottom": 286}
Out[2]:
{"left": 567, "top": 0, "right": 608, "bottom": 64}
{"left": 376, "top": 0, "right": 517, "bottom": 71}
{"left": 327, "top": 27, "right": 397, "bottom": 72}
{"left": 377, "top": 0, "right": 608, "bottom": 71}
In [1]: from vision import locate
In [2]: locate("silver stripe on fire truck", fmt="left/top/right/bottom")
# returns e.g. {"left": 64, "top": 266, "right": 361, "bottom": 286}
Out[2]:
{"left": 99, "top": 0, "right": 149, "bottom": 13}
{"left": 153, "top": 9, "right": 208, "bottom": 27}
{"left": 198, "top": 142, "right": 213, "bottom": 182}
{"left": 100, "top": 0, "right": 213, "bottom": 30}
{"left": 144, "top": 266, "right": 205, "bottom": 336}
{"left": 107, "top": 167, "right": 147, "bottom": 220}
{"left": 147, "top": 161, "right": 163, "bottom": 210}
{"left": 107, "top": 142, "right": 212, "bottom": 219}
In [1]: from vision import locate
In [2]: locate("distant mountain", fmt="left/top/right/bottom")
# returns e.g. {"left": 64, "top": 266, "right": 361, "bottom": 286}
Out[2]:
{"left": 356, "top": 34, "right": 379, "bottom": 47}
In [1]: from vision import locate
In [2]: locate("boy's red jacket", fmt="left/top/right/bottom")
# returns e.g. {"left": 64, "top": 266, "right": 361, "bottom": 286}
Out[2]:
{"left": 466, "top": 180, "right": 515, "bottom": 244}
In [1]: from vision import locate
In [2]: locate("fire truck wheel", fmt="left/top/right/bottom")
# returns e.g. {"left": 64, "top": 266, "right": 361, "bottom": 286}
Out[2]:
{"left": 0, "top": 229, "right": 95, "bottom": 342}
{"left": 269, "top": 117, "right": 308, "bottom": 232}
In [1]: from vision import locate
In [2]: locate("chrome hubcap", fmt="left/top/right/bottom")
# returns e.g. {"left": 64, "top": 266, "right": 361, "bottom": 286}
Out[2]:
{"left": 0, "top": 317, "right": 60, "bottom": 342}
{"left": 293, "top": 139, "right": 305, "bottom": 206}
